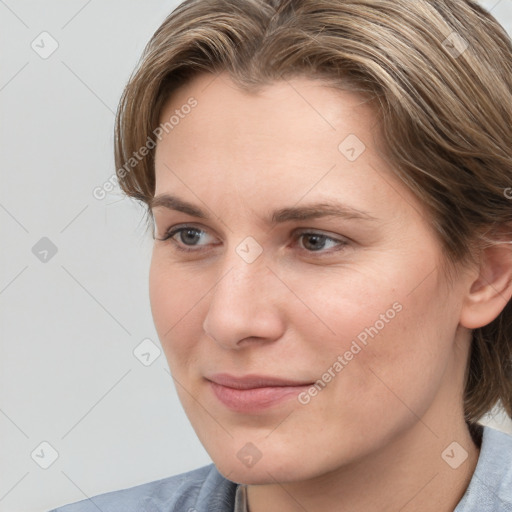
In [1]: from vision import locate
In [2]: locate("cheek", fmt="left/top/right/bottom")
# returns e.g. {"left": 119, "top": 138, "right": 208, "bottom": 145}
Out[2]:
{"left": 336, "top": 286, "right": 454, "bottom": 429}
{"left": 148, "top": 256, "right": 203, "bottom": 362}
{"left": 149, "top": 260, "right": 177, "bottom": 338}
{"left": 285, "top": 263, "right": 404, "bottom": 353}
{"left": 289, "top": 262, "right": 453, "bottom": 406}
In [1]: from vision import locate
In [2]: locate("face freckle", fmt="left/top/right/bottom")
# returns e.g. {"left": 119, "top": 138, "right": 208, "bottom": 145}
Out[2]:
{"left": 148, "top": 71, "right": 472, "bottom": 485}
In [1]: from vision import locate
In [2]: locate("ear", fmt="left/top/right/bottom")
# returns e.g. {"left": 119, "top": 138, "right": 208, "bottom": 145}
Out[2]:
{"left": 459, "top": 238, "right": 512, "bottom": 330}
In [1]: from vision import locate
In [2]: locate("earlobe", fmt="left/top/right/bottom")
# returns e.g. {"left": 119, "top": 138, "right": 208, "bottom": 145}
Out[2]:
{"left": 459, "top": 240, "right": 512, "bottom": 330}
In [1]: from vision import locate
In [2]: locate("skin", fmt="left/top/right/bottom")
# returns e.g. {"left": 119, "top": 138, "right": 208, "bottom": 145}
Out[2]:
{"left": 149, "top": 71, "right": 512, "bottom": 511}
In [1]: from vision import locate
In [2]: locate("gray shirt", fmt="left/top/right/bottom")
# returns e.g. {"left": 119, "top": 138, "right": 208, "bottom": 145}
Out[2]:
{"left": 49, "top": 425, "right": 512, "bottom": 511}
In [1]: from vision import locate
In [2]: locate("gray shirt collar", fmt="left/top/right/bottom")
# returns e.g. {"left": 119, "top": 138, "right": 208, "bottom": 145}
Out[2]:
{"left": 234, "top": 484, "right": 248, "bottom": 512}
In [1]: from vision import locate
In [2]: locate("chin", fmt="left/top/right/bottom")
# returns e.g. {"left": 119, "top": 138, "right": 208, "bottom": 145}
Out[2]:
{"left": 210, "top": 444, "right": 319, "bottom": 485}
{"left": 214, "top": 460, "right": 302, "bottom": 485}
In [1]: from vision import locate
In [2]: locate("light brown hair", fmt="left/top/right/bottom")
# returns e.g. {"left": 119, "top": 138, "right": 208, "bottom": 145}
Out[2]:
{"left": 114, "top": 0, "right": 512, "bottom": 424}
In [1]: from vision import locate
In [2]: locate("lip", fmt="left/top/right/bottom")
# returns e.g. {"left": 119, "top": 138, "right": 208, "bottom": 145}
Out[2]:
{"left": 206, "top": 373, "right": 313, "bottom": 413}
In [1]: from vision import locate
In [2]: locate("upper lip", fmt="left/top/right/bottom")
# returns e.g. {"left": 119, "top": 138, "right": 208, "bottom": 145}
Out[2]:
{"left": 206, "top": 373, "right": 313, "bottom": 389}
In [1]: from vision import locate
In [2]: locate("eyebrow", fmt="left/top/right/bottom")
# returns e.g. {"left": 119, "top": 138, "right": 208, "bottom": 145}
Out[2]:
{"left": 149, "top": 193, "right": 377, "bottom": 224}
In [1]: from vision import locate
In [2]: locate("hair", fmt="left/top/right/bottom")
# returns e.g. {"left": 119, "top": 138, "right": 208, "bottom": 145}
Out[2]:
{"left": 114, "top": 0, "right": 512, "bottom": 425}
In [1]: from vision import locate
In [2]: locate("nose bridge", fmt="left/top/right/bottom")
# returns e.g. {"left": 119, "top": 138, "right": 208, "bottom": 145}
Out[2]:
{"left": 202, "top": 248, "right": 284, "bottom": 347}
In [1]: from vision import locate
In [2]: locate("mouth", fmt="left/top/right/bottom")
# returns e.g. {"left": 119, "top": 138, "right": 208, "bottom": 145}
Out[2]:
{"left": 205, "top": 373, "right": 314, "bottom": 413}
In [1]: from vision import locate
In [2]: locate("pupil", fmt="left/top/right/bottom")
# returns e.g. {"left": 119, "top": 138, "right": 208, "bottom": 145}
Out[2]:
{"left": 305, "top": 234, "right": 325, "bottom": 251}
{"left": 183, "top": 229, "right": 200, "bottom": 244}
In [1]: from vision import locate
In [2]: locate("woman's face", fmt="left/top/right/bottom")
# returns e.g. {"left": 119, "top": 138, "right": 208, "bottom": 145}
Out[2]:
{"left": 150, "top": 72, "right": 473, "bottom": 483}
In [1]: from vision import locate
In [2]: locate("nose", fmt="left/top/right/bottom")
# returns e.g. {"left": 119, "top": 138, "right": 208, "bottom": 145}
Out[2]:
{"left": 202, "top": 253, "right": 286, "bottom": 350}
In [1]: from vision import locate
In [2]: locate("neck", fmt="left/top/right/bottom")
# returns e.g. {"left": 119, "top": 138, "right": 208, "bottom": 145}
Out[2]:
{"left": 246, "top": 415, "right": 480, "bottom": 512}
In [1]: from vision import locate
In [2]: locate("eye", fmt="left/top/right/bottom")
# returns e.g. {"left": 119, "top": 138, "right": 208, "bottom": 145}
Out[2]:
{"left": 157, "top": 225, "right": 349, "bottom": 256}
{"left": 295, "top": 231, "right": 348, "bottom": 253}
{"left": 157, "top": 225, "right": 218, "bottom": 252}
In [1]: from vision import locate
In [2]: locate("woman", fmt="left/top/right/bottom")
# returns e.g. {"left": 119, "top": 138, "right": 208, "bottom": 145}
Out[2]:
{"left": 50, "top": 0, "right": 512, "bottom": 510}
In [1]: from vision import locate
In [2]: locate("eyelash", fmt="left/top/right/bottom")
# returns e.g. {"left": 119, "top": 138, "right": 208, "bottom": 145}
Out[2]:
{"left": 156, "top": 225, "right": 349, "bottom": 256}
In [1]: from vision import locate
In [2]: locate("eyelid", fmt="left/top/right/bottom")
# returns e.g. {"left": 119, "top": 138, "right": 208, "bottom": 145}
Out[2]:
{"left": 157, "top": 223, "right": 350, "bottom": 255}
{"left": 156, "top": 224, "right": 220, "bottom": 255}
{"left": 156, "top": 222, "right": 212, "bottom": 240}
{"left": 292, "top": 229, "right": 349, "bottom": 253}
{"left": 293, "top": 228, "right": 349, "bottom": 242}
{"left": 157, "top": 224, "right": 346, "bottom": 242}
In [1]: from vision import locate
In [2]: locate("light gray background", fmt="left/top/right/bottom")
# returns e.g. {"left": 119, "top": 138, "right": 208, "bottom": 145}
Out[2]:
{"left": 1, "top": 1, "right": 511, "bottom": 511}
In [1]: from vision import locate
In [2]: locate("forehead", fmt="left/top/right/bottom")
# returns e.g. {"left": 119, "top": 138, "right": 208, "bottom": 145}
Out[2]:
{"left": 152, "top": 72, "right": 425, "bottom": 225}
{"left": 156, "top": 71, "right": 377, "bottom": 153}
{"left": 156, "top": 73, "right": 372, "bottom": 174}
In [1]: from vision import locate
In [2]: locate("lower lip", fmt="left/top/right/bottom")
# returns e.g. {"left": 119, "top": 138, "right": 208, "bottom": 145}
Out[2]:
{"left": 208, "top": 381, "right": 311, "bottom": 412}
